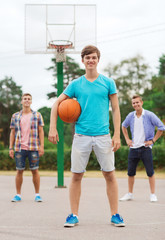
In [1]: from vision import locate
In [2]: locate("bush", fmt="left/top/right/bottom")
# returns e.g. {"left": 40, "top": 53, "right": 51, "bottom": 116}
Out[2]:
{"left": 0, "top": 149, "right": 71, "bottom": 171}
{"left": 115, "top": 146, "right": 129, "bottom": 170}
{"left": 0, "top": 150, "right": 16, "bottom": 170}
{"left": 39, "top": 149, "right": 71, "bottom": 170}
{"left": 152, "top": 145, "right": 165, "bottom": 169}
{"left": 0, "top": 145, "right": 164, "bottom": 171}
{"left": 0, "top": 142, "right": 5, "bottom": 150}
{"left": 44, "top": 137, "right": 57, "bottom": 150}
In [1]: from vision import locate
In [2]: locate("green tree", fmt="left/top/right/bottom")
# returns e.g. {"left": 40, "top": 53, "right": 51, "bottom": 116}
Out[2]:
{"left": 104, "top": 55, "right": 151, "bottom": 145}
{"left": 38, "top": 107, "right": 51, "bottom": 137}
{"left": 143, "top": 59, "right": 165, "bottom": 119}
{"left": 104, "top": 55, "right": 151, "bottom": 105}
{"left": 141, "top": 54, "right": 165, "bottom": 144}
{"left": 47, "top": 56, "right": 85, "bottom": 99}
{"left": 159, "top": 54, "right": 165, "bottom": 76}
{"left": 0, "top": 77, "right": 22, "bottom": 146}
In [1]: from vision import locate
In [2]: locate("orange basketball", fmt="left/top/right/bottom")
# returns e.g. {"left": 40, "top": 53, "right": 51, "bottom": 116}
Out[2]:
{"left": 58, "top": 99, "right": 81, "bottom": 123}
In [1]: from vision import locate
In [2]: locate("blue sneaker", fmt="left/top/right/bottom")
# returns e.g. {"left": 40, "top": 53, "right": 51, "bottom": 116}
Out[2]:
{"left": 111, "top": 213, "right": 125, "bottom": 227}
{"left": 35, "top": 195, "right": 43, "bottom": 202}
{"left": 11, "top": 195, "right": 21, "bottom": 202}
{"left": 64, "top": 214, "right": 79, "bottom": 227}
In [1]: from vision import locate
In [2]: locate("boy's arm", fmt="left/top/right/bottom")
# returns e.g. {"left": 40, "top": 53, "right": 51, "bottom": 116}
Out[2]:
{"left": 48, "top": 93, "right": 69, "bottom": 144}
{"left": 9, "top": 128, "right": 15, "bottom": 159}
{"left": 109, "top": 93, "right": 121, "bottom": 152}
{"left": 122, "top": 126, "right": 133, "bottom": 147}
{"left": 144, "top": 130, "right": 163, "bottom": 147}
{"left": 38, "top": 126, "right": 44, "bottom": 156}
{"left": 152, "top": 130, "right": 163, "bottom": 143}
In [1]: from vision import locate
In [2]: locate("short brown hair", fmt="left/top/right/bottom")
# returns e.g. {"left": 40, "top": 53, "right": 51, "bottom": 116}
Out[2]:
{"left": 22, "top": 93, "right": 32, "bottom": 100}
{"left": 132, "top": 95, "right": 142, "bottom": 101}
{"left": 81, "top": 45, "right": 100, "bottom": 60}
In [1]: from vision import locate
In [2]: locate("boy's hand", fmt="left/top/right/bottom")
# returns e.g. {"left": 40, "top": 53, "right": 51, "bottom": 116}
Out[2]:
{"left": 39, "top": 146, "right": 44, "bottom": 157}
{"left": 9, "top": 149, "right": 14, "bottom": 159}
{"left": 126, "top": 139, "right": 133, "bottom": 147}
{"left": 48, "top": 129, "right": 59, "bottom": 144}
{"left": 144, "top": 140, "right": 153, "bottom": 147}
{"left": 112, "top": 136, "right": 121, "bottom": 152}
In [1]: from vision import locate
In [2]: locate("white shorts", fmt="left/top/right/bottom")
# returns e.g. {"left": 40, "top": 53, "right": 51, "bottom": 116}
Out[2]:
{"left": 71, "top": 134, "right": 115, "bottom": 173}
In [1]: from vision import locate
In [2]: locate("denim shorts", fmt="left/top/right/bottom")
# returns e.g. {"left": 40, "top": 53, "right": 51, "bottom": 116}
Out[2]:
{"left": 71, "top": 134, "right": 115, "bottom": 173}
{"left": 128, "top": 146, "right": 154, "bottom": 177}
{"left": 15, "top": 150, "right": 39, "bottom": 170}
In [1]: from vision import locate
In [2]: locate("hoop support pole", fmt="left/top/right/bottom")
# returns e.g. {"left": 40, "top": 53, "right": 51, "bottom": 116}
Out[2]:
{"left": 56, "top": 62, "right": 66, "bottom": 188}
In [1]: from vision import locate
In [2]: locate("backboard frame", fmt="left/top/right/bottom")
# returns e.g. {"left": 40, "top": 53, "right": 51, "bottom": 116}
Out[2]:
{"left": 24, "top": 4, "right": 97, "bottom": 55}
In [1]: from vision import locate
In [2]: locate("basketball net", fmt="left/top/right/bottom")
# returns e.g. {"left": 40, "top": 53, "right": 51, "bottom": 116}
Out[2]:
{"left": 48, "top": 40, "right": 73, "bottom": 63}
{"left": 56, "top": 47, "right": 66, "bottom": 62}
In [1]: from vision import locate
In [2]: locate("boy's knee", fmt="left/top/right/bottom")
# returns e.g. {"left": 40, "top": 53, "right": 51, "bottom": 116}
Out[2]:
{"left": 103, "top": 171, "right": 115, "bottom": 182}
{"left": 72, "top": 173, "right": 83, "bottom": 182}
{"left": 31, "top": 169, "right": 39, "bottom": 175}
{"left": 147, "top": 171, "right": 154, "bottom": 177}
{"left": 17, "top": 170, "right": 24, "bottom": 175}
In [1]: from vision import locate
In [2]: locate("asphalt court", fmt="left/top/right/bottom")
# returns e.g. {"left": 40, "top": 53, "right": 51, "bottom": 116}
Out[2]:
{"left": 0, "top": 175, "right": 165, "bottom": 240}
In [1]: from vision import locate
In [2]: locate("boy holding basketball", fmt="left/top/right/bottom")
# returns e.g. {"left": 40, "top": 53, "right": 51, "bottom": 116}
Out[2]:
{"left": 48, "top": 45, "right": 125, "bottom": 227}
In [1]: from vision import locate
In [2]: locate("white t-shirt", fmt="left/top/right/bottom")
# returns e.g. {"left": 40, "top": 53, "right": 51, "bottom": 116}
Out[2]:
{"left": 131, "top": 112, "right": 145, "bottom": 149}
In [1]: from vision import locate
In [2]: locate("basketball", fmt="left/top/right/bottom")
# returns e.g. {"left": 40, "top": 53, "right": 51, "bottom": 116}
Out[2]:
{"left": 58, "top": 99, "right": 81, "bottom": 123}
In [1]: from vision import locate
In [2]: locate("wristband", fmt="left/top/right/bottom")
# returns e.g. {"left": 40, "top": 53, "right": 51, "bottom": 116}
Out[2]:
{"left": 151, "top": 139, "right": 155, "bottom": 144}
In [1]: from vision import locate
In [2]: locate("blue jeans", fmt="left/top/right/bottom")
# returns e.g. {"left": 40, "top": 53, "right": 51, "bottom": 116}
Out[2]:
{"left": 128, "top": 146, "right": 154, "bottom": 177}
{"left": 15, "top": 150, "right": 39, "bottom": 170}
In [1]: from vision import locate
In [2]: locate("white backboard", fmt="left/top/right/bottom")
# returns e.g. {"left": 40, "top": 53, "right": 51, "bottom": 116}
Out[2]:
{"left": 25, "top": 4, "right": 97, "bottom": 54}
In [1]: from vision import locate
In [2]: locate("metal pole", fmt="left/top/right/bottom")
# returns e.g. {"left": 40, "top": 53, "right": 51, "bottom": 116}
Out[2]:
{"left": 56, "top": 61, "right": 65, "bottom": 187}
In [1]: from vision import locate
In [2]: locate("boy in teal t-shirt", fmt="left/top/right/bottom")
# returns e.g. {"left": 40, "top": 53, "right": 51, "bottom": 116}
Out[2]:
{"left": 48, "top": 45, "right": 125, "bottom": 227}
{"left": 63, "top": 74, "right": 117, "bottom": 136}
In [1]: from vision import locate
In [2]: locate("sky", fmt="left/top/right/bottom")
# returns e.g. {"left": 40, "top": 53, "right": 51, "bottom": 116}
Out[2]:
{"left": 0, "top": 0, "right": 165, "bottom": 111}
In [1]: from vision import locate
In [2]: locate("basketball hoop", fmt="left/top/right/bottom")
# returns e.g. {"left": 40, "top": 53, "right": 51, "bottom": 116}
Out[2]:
{"left": 48, "top": 40, "right": 73, "bottom": 62}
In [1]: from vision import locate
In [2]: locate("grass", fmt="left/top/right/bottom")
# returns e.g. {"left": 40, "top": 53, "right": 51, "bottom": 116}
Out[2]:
{"left": 0, "top": 170, "right": 165, "bottom": 179}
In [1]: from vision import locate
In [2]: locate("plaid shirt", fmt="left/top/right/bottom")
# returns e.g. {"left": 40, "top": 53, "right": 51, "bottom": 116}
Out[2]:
{"left": 10, "top": 110, "right": 44, "bottom": 152}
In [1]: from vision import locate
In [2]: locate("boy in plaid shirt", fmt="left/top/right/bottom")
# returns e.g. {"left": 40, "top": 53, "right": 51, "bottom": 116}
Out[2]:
{"left": 9, "top": 93, "right": 44, "bottom": 202}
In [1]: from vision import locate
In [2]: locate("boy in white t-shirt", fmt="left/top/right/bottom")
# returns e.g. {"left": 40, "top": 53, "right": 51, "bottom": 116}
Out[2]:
{"left": 120, "top": 95, "right": 165, "bottom": 202}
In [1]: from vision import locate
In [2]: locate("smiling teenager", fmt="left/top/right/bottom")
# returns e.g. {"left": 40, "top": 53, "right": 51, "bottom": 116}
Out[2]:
{"left": 49, "top": 45, "right": 125, "bottom": 227}
{"left": 9, "top": 93, "right": 44, "bottom": 202}
{"left": 120, "top": 95, "right": 165, "bottom": 202}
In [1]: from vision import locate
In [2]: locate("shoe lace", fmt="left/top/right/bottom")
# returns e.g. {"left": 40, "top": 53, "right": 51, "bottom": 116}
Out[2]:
{"left": 116, "top": 214, "right": 123, "bottom": 221}
{"left": 66, "top": 214, "right": 73, "bottom": 221}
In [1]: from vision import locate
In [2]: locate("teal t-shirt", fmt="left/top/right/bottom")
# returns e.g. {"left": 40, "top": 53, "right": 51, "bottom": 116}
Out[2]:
{"left": 63, "top": 74, "right": 117, "bottom": 136}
